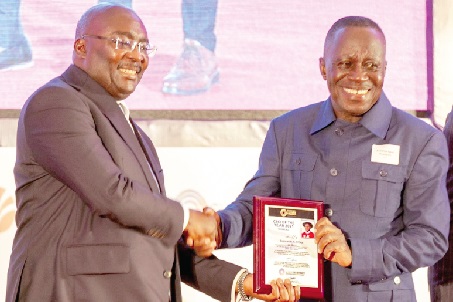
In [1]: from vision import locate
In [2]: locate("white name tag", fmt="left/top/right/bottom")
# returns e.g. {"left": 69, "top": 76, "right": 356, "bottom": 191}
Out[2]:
{"left": 371, "top": 144, "right": 400, "bottom": 165}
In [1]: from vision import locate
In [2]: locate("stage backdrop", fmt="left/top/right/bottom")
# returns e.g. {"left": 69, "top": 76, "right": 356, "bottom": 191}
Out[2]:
{"left": 0, "top": 0, "right": 431, "bottom": 111}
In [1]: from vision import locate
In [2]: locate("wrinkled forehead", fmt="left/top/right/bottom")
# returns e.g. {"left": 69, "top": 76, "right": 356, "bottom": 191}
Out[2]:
{"left": 325, "top": 26, "right": 386, "bottom": 57}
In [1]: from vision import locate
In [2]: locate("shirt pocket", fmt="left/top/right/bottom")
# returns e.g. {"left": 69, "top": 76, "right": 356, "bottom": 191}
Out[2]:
{"left": 66, "top": 244, "right": 130, "bottom": 275}
{"left": 282, "top": 152, "right": 318, "bottom": 199}
{"left": 360, "top": 161, "right": 406, "bottom": 218}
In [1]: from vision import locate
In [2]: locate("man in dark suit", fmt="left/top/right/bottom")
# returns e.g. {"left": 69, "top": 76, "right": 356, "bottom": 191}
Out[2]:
{"left": 5, "top": 4, "right": 299, "bottom": 302}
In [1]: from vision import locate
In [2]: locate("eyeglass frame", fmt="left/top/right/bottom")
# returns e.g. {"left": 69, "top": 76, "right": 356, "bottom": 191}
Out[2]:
{"left": 81, "top": 34, "right": 157, "bottom": 57}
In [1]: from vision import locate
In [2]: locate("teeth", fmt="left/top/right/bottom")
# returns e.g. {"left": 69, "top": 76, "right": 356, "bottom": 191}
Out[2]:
{"left": 119, "top": 68, "right": 136, "bottom": 75}
{"left": 344, "top": 88, "right": 368, "bottom": 95}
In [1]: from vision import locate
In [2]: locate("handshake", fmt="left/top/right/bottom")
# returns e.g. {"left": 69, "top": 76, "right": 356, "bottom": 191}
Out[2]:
{"left": 183, "top": 207, "right": 220, "bottom": 257}
{"left": 183, "top": 207, "right": 301, "bottom": 302}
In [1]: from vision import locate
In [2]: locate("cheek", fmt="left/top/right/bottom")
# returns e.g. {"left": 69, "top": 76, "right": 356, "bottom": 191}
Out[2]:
{"left": 141, "top": 59, "right": 150, "bottom": 73}
{"left": 370, "top": 72, "right": 385, "bottom": 87}
{"left": 328, "top": 70, "right": 345, "bottom": 86}
{"left": 326, "top": 73, "right": 343, "bottom": 95}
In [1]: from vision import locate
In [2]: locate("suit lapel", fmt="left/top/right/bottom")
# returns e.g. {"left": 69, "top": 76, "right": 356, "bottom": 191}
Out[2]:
{"left": 131, "top": 121, "right": 162, "bottom": 193}
{"left": 61, "top": 65, "right": 160, "bottom": 192}
{"left": 105, "top": 107, "right": 161, "bottom": 193}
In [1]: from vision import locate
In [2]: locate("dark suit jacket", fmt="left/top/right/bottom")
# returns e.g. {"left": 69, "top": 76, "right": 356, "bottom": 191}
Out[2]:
{"left": 6, "top": 65, "right": 241, "bottom": 302}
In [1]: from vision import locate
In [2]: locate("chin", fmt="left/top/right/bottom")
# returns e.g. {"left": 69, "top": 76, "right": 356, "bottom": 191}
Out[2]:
{"left": 122, "top": 86, "right": 137, "bottom": 95}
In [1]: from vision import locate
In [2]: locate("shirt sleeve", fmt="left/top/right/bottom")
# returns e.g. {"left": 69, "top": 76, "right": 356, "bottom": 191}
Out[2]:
{"left": 231, "top": 269, "right": 248, "bottom": 302}
{"left": 219, "top": 120, "right": 281, "bottom": 248}
{"left": 182, "top": 203, "right": 189, "bottom": 232}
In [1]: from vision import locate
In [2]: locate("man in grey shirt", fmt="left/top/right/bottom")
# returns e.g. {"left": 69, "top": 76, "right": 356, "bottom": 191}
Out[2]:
{"left": 203, "top": 16, "right": 450, "bottom": 302}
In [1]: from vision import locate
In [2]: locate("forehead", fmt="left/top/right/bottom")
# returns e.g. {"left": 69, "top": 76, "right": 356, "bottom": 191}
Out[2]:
{"left": 327, "top": 26, "right": 385, "bottom": 58}
{"left": 88, "top": 7, "right": 148, "bottom": 38}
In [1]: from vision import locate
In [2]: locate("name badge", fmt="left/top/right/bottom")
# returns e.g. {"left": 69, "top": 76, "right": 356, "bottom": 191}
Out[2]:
{"left": 371, "top": 144, "right": 400, "bottom": 165}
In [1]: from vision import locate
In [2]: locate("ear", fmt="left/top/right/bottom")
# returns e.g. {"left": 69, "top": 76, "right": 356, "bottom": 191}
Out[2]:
{"left": 74, "top": 38, "right": 87, "bottom": 58}
{"left": 319, "top": 57, "right": 327, "bottom": 80}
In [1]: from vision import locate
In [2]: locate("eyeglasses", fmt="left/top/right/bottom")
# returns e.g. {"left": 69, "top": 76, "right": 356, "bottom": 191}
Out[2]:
{"left": 81, "top": 35, "right": 157, "bottom": 57}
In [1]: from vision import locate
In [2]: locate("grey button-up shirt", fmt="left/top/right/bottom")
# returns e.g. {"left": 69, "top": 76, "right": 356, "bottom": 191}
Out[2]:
{"left": 219, "top": 93, "right": 450, "bottom": 301}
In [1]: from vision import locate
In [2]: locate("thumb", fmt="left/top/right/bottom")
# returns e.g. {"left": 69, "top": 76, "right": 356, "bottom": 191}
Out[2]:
{"left": 203, "top": 207, "right": 216, "bottom": 216}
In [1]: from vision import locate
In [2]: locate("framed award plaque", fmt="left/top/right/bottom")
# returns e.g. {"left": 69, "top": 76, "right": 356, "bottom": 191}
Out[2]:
{"left": 253, "top": 196, "right": 324, "bottom": 299}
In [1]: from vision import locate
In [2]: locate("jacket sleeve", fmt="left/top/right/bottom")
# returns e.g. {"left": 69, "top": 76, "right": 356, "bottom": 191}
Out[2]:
{"left": 178, "top": 242, "right": 242, "bottom": 302}
{"left": 22, "top": 85, "right": 184, "bottom": 245}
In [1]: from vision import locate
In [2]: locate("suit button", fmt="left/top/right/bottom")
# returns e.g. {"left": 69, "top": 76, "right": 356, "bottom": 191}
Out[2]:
{"left": 325, "top": 208, "right": 333, "bottom": 217}
{"left": 330, "top": 168, "right": 338, "bottom": 176}
{"left": 334, "top": 128, "right": 344, "bottom": 136}
{"left": 163, "top": 270, "right": 172, "bottom": 279}
{"left": 393, "top": 276, "right": 401, "bottom": 285}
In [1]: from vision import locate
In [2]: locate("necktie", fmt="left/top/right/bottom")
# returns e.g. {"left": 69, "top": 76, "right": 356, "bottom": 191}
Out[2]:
{"left": 117, "top": 100, "right": 160, "bottom": 192}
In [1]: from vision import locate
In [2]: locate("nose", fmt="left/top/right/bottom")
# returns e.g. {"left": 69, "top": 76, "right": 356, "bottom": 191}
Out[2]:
{"left": 347, "top": 65, "right": 368, "bottom": 81}
{"left": 126, "top": 45, "right": 147, "bottom": 63}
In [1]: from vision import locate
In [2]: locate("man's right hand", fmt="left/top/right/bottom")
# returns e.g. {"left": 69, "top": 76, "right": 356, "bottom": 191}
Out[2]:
{"left": 184, "top": 209, "right": 218, "bottom": 256}
{"left": 243, "top": 274, "right": 301, "bottom": 302}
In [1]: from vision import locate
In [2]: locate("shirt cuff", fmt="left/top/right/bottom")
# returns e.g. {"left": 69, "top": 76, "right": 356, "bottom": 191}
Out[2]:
{"left": 182, "top": 204, "right": 189, "bottom": 233}
{"left": 232, "top": 268, "right": 248, "bottom": 302}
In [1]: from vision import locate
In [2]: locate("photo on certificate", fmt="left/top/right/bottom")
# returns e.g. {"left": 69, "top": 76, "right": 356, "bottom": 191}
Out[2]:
{"left": 253, "top": 196, "right": 324, "bottom": 299}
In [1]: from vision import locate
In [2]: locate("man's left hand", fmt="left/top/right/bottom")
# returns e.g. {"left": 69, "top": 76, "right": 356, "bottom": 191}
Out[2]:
{"left": 314, "top": 217, "right": 352, "bottom": 267}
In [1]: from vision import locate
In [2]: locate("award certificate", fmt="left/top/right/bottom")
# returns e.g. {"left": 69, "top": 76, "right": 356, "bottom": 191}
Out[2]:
{"left": 253, "top": 196, "right": 324, "bottom": 299}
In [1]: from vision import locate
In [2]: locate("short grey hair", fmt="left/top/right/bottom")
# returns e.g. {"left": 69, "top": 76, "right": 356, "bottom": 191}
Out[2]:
{"left": 324, "top": 16, "right": 386, "bottom": 53}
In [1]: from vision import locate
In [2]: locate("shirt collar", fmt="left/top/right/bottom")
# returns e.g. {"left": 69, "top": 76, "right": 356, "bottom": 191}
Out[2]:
{"left": 310, "top": 92, "right": 393, "bottom": 139}
{"left": 358, "top": 92, "right": 393, "bottom": 139}
{"left": 310, "top": 97, "right": 336, "bottom": 135}
{"left": 116, "top": 100, "right": 130, "bottom": 120}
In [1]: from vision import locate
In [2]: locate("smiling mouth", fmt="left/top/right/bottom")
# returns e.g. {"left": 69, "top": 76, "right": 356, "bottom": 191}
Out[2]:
{"left": 344, "top": 88, "right": 369, "bottom": 95}
{"left": 119, "top": 68, "right": 139, "bottom": 76}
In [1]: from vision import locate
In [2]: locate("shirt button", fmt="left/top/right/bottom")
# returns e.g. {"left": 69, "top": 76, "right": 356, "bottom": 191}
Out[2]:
{"left": 296, "top": 158, "right": 301, "bottom": 165}
{"left": 334, "top": 128, "right": 344, "bottom": 136}
{"left": 163, "top": 270, "right": 172, "bottom": 279}
{"left": 393, "top": 276, "right": 401, "bottom": 285}
{"left": 330, "top": 168, "right": 338, "bottom": 176}
{"left": 379, "top": 170, "right": 388, "bottom": 177}
{"left": 325, "top": 208, "right": 333, "bottom": 217}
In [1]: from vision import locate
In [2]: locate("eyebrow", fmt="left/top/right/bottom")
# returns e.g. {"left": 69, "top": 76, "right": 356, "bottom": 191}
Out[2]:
{"left": 335, "top": 54, "right": 381, "bottom": 62}
{"left": 110, "top": 31, "right": 149, "bottom": 42}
